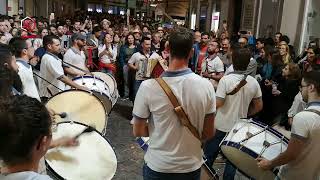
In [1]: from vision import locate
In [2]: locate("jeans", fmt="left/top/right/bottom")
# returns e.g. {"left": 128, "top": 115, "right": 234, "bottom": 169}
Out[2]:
{"left": 134, "top": 80, "right": 144, "bottom": 100}
{"left": 204, "top": 130, "right": 236, "bottom": 180}
{"left": 123, "top": 65, "right": 129, "bottom": 97}
{"left": 143, "top": 164, "right": 201, "bottom": 180}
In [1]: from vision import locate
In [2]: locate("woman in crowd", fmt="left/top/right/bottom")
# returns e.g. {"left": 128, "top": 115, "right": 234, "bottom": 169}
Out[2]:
{"left": 118, "top": 34, "right": 138, "bottom": 100}
{"left": 98, "top": 33, "right": 117, "bottom": 75}
{"left": 302, "top": 46, "right": 320, "bottom": 72}
{"left": 33, "top": 28, "right": 49, "bottom": 50}
{"left": 279, "top": 44, "right": 291, "bottom": 65}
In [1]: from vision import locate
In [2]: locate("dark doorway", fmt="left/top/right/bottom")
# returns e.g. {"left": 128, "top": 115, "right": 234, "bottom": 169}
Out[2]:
{"left": 233, "top": 0, "right": 243, "bottom": 34}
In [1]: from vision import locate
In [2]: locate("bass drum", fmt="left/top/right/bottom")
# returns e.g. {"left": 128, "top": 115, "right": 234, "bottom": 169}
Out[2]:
{"left": 92, "top": 72, "right": 118, "bottom": 106}
{"left": 46, "top": 89, "right": 107, "bottom": 134}
{"left": 45, "top": 121, "right": 117, "bottom": 180}
{"left": 221, "top": 119, "right": 289, "bottom": 180}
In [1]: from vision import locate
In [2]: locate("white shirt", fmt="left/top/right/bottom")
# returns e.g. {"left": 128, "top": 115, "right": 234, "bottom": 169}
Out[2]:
{"left": 215, "top": 73, "right": 262, "bottom": 132}
{"left": 0, "top": 171, "right": 52, "bottom": 180}
{"left": 279, "top": 103, "right": 320, "bottom": 180}
{"left": 128, "top": 51, "right": 161, "bottom": 80}
{"left": 98, "top": 44, "right": 117, "bottom": 64}
{"left": 201, "top": 55, "right": 224, "bottom": 74}
{"left": 133, "top": 69, "right": 216, "bottom": 173}
{"left": 39, "top": 53, "right": 65, "bottom": 98}
{"left": 16, "top": 59, "right": 41, "bottom": 101}
{"left": 63, "top": 47, "right": 87, "bottom": 78}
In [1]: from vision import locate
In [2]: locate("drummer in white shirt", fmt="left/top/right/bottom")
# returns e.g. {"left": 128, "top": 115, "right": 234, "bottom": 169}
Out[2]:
{"left": 9, "top": 37, "right": 41, "bottom": 101}
{"left": 204, "top": 47, "right": 263, "bottom": 179}
{"left": 258, "top": 71, "right": 320, "bottom": 180}
{"left": 63, "top": 33, "right": 90, "bottom": 78}
{"left": 39, "top": 35, "right": 88, "bottom": 100}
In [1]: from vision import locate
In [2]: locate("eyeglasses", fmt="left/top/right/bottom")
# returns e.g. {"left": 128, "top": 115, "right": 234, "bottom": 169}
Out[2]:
{"left": 299, "top": 84, "right": 309, "bottom": 90}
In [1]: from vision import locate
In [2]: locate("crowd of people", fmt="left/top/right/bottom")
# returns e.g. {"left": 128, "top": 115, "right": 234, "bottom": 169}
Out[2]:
{"left": 0, "top": 10, "right": 319, "bottom": 180}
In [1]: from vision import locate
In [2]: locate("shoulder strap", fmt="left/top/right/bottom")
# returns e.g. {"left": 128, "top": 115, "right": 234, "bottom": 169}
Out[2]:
{"left": 304, "top": 109, "right": 320, "bottom": 116}
{"left": 155, "top": 78, "right": 201, "bottom": 141}
{"left": 227, "top": 75, "right": 248, "bottom": 95}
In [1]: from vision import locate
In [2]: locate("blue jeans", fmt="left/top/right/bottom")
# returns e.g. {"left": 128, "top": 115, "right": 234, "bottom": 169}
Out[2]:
{"left": 134, "top": 80, "right": 144, "bottom": 100}
{"left": 143, "top": 164, "right": 201, "bottom": 180}
{"left": 204, "top": 130, "right": 236, "bottom": 180}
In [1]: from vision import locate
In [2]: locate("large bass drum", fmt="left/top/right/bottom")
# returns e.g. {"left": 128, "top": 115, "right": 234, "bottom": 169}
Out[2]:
{"left": 221, "top": 119, "right": 289, "bottom": 180}
{"left": 92, "top": 72, "right": 118, "bottom": 106}
{"left": 45, "top": 121, "right": 117, "bottom": 180}
{"left": 46, "top": 89, "right": 108, "bottom": 134}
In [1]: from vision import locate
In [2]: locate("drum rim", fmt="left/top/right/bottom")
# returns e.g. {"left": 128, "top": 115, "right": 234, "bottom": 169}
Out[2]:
{"left": 251, "top": 119, "right": 289, "bottom": 143}
{"left": 92, "top": 72, "right": 117, "bottom": 96}
{"left": 45, "top": 121, "right": 117, "bottom": 180}
{"left": 136, "top": 137, "right": 149, "bottom": 152}
{"left": 221, "top": 141, "right": 279, "bottom": 178}
{"left": 46, "top": 89, "right": 109, "bottom": 116}
{"left": 72, "top": 75, "right": 112, "bottom": 95}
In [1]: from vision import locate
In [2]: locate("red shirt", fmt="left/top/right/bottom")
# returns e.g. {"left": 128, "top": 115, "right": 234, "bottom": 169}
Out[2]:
{"left": 196, "top": 45, "right": 208, "bottom": 73}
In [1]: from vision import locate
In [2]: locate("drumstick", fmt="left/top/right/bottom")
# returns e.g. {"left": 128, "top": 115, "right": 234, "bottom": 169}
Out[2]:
{"left": 74, "top": 125, "right": 95, "bottom": 139}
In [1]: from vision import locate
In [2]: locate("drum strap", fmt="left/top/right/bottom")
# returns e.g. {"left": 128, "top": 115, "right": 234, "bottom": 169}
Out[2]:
{"left": 155, "top": 78, "right": 201, "bottom": 141}
{"left": 304, "top": 109, "right": 320, "bottom": 116}
{"left": 226, "top": 75, "right": 248, "bottom": 95}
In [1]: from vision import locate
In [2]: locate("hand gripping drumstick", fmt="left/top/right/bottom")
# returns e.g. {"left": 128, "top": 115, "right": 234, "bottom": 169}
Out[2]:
{"left": 74, "top": 125, "right": 95, "bottom": 139}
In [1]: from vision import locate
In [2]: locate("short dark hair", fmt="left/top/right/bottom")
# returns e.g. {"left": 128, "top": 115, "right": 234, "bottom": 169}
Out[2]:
{"left": 43, "top": 35, "right": 60, "bottom": 49}
{"left": 0, "top": 95, "right": 51, "bottom": 165}
{"left": 141, "top": 36, "right": 151, "bottom": 44}
{"left": 275, "top": 32, "right": 282, "bottom": 36}
{"left": 303, "top": 71, "right": 320, "bottom": 94}
{"left": 9, "top": 37, "right": 28, "bottom": 57}
{"left": 280, "top": 35, "right": 290, "bottom": 44}
{"left": 256, "top": 38, "right": 265, "bottom": 44}
{"left": 201, "top": 32, "right": 210, "bottom": 37}
{"left": 168, "top": 27, "right": 193, "bottom": 59}
{"left": 92, "top": 26, "right": 101, "bottom": 33}
{"left": 232, "top": 48, "right": 251, "bottom": 71}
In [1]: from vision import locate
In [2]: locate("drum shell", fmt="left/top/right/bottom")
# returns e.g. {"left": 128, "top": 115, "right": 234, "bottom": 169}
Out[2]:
{"left": 46, "top": 89, "right": 107, "bottom": 134}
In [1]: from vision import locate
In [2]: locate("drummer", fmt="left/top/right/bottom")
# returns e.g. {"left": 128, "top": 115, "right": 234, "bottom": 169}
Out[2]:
{"left": 204, "top": 47, "right": 263, "bottom": 179}
{"left": 0, "top": 95, "right": 78, "bottom": 179}
{"left": 257, "top": 71, "right": 320, "bottom": 180}
{"left": 63, "top": 33, "right": 90, "bottom": 78}
{"left": 39, "top": 35, "right": 88, "bottom": 101}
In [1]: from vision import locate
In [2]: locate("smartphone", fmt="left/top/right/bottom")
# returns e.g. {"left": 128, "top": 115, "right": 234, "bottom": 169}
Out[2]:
{"left": 64, "top": 41, "right": 68, "bottom": 48}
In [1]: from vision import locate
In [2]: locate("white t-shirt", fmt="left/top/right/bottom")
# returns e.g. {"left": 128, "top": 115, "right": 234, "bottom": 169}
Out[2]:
{"left": 39, "top": 53, "right": 65, "bottom": 98}
{"left": 133, "top": 68, "right": 216, "bottom": 173}
{"left": 287, "top": 92, "right": 307, "bottom": 118}
{"left": 202, "top": 55, "right": 224, "bottom": 74}
{"left": 63, "top": 47, "right": 87, "bottom": 78}
{"left": 16, "top": 59, "right": 41, "bottom": 101}
{"left": 278, "top": 104, "right": 320, "bottom": 180}
{"left": 0, "top": 171, "right": 52, "bottom": 180}
{"left": 215, "top": 73, "right": 262, "bottom": 132}
{"left": 98, "top": 44, "right": 117, "bottom": 64}
{"left": 128, "top": 51, "right": 161, "bottom": 80}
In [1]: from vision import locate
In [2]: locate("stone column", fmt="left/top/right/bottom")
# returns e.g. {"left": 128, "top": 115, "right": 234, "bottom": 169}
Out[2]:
{"left": 196, "top": 0, "right": 200, "bottom": 30}
{"left": 206, "top": 0, "right": 213, "bottom": 31}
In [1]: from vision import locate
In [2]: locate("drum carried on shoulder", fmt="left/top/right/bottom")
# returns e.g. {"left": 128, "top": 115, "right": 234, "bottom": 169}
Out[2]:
{"left": 220, "top": 118, "right": 289, "bottom": 180}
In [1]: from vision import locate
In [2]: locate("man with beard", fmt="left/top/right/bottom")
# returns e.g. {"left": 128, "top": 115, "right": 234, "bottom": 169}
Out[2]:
{"left": 63, "top": 33, "right": 90, "bottom": 78}
{"left": 39, "top": 35, "right": 87, "bottom": 100}
{"left": 258, "top": 71, "right": 320, "bottom": 180}
{"left": 201, "top": 40, "right": 224, "bottom": 89}
{"left": 192, "top": 32, "right": 210, "bottom": 74}
{"left": 57, "top": 24, "right": 70, "bottom": 51}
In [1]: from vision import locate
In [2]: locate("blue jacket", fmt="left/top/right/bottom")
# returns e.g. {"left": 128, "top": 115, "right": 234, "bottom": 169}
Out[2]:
{"left": 190, "top": 42, "right": 208, "bottom": 73}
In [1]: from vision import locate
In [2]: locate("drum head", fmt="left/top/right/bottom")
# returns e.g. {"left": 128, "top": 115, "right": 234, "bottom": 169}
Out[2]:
{"left": 92, "top": 72, "right": 116, "bottom": 97}
{"left": 45, "top": 122, "right": 117, "bottom": 180}
{"left": 221, "top": 146, "right": 275, "bottom": 180}
{"left": 46, "top": 90, "right": 107, "bottom": 133}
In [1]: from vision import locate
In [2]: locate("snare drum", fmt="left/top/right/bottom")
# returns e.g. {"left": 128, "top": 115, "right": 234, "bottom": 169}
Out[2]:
{"left": 92, "top": 72, "right": 118, "bottom": 106}
{"left": 71, "top": 76, "right": 112, "bottom": 113}
{"left": 46, "top": 90, "right": 107, "bottom": 134}
{"left": 136, "top": 137, "right": 218, "bottom": 180}
{"left": 45, "top": 122, "right": 117, "bottom": 180}
{"left": 221, "top": 119, "right": 289, "bottom": 180}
